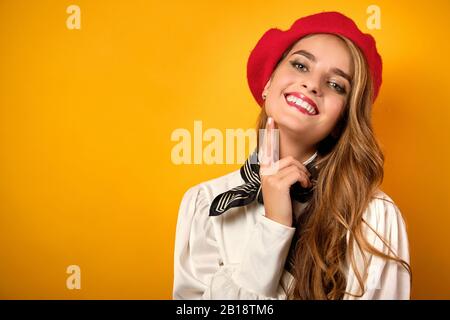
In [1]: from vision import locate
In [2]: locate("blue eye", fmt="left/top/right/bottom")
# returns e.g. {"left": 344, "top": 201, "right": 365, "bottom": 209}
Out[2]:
{"left": 329, "top": 82, "right": 346, "bottom": 94}
{"left": 290, "top": 60, "right": 308, "bottom": 72}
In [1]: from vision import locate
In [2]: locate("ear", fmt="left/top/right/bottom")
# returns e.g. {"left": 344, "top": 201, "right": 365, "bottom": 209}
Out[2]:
{"left": 262, "top": 78, "right": 271, "bottom": 98}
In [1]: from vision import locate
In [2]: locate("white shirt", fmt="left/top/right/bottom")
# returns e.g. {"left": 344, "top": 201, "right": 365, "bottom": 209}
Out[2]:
{"left": 173, "top": 168, "right": 411, "bottom": 300}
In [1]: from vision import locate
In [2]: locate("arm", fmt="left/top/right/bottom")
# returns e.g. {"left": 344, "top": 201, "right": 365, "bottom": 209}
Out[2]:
{"left": 173, "top": 184, "right": 296, "bottom": 299}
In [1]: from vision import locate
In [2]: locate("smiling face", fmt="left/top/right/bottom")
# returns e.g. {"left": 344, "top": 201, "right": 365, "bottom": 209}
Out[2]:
{"left": 262, "top": 33, "right": 354, "bottom": 145}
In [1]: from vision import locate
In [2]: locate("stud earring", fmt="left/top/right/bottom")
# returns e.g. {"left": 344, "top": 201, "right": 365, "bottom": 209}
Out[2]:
{"left": 262, "top": 94, "right": 267, "bottom": 100}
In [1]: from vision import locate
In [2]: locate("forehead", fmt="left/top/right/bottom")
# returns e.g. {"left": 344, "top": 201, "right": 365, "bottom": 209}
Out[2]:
{"left": 287, "top": 34, "right": 353, "bottom": 74}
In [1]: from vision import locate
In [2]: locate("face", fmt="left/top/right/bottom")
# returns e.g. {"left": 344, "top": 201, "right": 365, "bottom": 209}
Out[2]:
{"left": 262, "top": 33, "right": 354, "bottom": 145}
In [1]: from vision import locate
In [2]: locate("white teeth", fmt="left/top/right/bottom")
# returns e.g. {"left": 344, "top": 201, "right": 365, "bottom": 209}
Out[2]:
{"left": 286, "top": 95, "right": 317, "bottom": 115}
{"left": 302, "top": 102, "right": 314, "bottom": 114}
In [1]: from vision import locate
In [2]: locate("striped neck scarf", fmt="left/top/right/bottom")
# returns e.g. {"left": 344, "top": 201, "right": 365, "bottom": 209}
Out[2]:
{"left": 209, "top": 149, "right": 319, "bottom": 217}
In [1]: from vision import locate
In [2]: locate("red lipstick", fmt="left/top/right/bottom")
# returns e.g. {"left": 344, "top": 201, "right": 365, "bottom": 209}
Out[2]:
{"left": 284, "top": 92, "right": 319, "bottom": 115}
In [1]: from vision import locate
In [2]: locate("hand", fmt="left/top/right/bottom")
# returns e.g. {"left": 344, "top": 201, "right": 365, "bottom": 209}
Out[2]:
{"left": 259, "top": 117, "right": 312, "bottom": 227}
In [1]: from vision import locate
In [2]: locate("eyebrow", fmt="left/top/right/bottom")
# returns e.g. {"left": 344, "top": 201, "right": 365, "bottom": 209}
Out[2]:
{"left": 291, "top": 49, "right": 352, "bottom": 83}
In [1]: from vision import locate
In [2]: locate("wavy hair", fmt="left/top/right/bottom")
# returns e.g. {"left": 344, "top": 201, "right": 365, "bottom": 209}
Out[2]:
{"left": 255, "top": 34, "right": 411, "bottom": 299}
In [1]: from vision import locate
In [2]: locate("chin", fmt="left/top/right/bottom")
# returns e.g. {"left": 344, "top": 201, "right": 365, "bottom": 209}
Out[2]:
{"left": 275, "top": 115, "right": 310, "bottom": 135}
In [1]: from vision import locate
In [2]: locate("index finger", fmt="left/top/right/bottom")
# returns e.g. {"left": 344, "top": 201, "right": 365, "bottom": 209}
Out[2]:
{"left": 259, "top": 116, "right": 273, "bottom": 165}
{"left": 259, "top": 117, "right": 279, "bottom": 175}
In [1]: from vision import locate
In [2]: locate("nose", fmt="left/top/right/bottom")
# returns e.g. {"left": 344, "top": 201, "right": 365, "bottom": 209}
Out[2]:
{"left": 301, "top": 75, "right": 322, "bottom": 96}
{"left": 302, "top": 84, "right": 318, "bottom": 95}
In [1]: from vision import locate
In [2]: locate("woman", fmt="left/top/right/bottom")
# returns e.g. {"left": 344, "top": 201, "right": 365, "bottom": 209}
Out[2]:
{"left": 173, "top": 11, "right": 411, "bottom": 300}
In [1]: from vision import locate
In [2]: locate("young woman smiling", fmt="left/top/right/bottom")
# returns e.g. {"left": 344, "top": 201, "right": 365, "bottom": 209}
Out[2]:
{"left": 173, "top": 11, "right": 411, "bottom": 300}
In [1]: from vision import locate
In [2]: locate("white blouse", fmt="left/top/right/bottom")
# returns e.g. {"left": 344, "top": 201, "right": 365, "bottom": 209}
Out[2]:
{"left": 173, "top": 168, "right": 411, "bottom": 300}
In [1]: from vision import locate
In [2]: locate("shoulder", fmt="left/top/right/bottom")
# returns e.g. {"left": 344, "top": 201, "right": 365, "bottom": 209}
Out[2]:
{"left": 180, "top": 168, "right": 244, "bottom": 207}
{"left": 363, "top": 190, "right": 406, "bottom": 227}
{"left": 177, "top": 169, "right": 244, "bottom": 225}
{"left": 176, "top": 169, "right": 247, "bottom": 244}
{"left": 361, "top": 189, "right": 409, "bottom": 254}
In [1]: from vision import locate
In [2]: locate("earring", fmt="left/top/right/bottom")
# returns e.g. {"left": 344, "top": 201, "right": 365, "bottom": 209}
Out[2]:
{"left": 262, "top": 94, "right": 267, "bottom": 100}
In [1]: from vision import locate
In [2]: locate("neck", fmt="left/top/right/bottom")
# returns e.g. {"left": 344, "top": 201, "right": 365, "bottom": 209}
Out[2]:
{"left": 279, "top": 128, "right": 317, "bottom": 164}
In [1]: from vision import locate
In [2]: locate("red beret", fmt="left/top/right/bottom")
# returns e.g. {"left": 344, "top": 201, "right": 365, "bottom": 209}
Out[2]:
{"left": 247, "top": 11, "right": 382, "bottom": 107}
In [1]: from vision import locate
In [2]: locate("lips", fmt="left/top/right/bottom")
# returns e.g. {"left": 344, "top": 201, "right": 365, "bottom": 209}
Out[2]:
{"left": 284, "top": 92, "right": 319, "bottom": 115}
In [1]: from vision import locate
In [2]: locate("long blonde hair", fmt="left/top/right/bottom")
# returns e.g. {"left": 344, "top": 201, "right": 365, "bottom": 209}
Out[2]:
{"left": 255, "top": 34, "right": 411, "bottom": 299}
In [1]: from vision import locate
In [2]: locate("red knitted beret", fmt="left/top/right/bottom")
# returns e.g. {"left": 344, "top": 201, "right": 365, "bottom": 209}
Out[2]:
{"left": 247, "top": 11, "right": 382, "bottom": 107}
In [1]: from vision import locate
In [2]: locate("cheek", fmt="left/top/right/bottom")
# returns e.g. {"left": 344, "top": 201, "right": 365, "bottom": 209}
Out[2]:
{"left": 320, "top": 98, "right": 346, "bottom": 132}
{"left": 324, "top": 97, "right": 346, "bottom": 118}
{"left": 269, "top": 69, "right": 298, "bottom": 92}
{"left": 264, "top": 102, "right": 279, "bottom": 120}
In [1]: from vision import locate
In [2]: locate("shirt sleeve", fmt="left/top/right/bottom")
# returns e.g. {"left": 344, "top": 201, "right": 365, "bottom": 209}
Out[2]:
{"left": 173, "top": 184, "right": 296, "bottom": 300}
{"left": 344, "top": 196, "right": 411, "bottom": 300}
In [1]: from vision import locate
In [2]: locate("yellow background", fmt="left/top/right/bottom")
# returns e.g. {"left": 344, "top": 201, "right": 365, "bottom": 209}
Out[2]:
{"left": 0, "top": 0, "right": 449, "bottom": 299}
